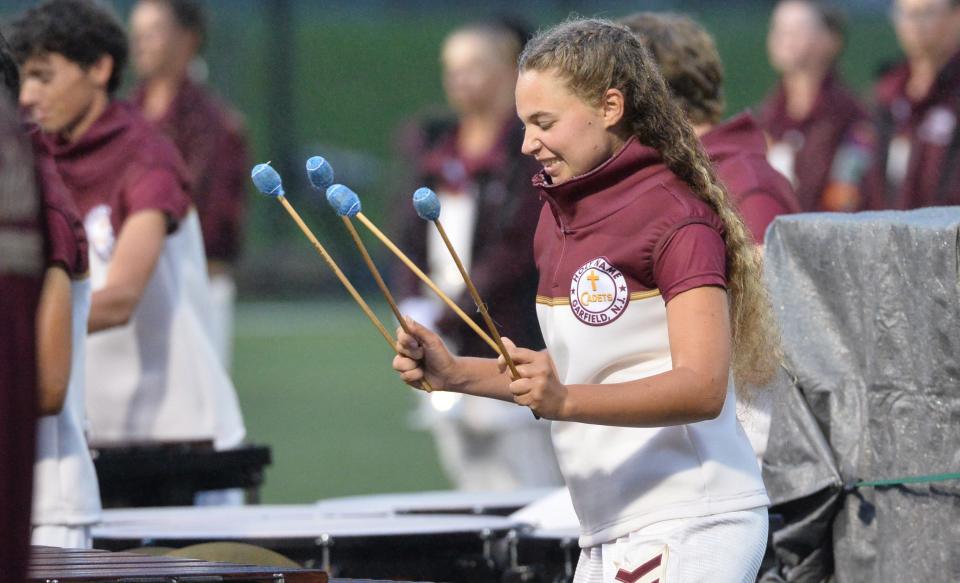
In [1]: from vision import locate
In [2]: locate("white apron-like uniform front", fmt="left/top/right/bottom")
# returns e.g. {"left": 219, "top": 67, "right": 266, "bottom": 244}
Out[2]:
{"left": 537, "top": 290, "right": 769, "bottom": 548}
{"left": 84, "top": 208, "right": 245, "bottom": 449}
{"left": 32, "top": 278, "right": 101, "bottom": 547}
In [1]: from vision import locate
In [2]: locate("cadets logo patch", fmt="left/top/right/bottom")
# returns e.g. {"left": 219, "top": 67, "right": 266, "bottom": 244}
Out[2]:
{"left": 570, "top": 257, "right": 629, "bottom": 326}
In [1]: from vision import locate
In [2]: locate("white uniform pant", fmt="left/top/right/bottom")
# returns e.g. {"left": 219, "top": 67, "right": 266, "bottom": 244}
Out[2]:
{"left": 573, "top": 507, "right": 768, "bottom": 583}
{"left": 32, "top": 524, "right": 93, "bottom": 549}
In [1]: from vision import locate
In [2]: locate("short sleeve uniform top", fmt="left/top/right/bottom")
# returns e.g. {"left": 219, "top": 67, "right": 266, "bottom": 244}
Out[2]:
{"left": 532, "top": 136, "right": 768, "bottom": 547}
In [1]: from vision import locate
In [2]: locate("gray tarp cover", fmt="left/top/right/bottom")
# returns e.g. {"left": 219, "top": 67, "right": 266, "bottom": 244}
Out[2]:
{"left": 760, "top": 208, "right": 960, "bottom": 583}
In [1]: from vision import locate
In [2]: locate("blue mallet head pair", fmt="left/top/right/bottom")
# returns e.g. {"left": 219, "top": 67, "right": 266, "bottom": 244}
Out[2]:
{"left": 250, "top": 156, "right": 340, "bottom": 202}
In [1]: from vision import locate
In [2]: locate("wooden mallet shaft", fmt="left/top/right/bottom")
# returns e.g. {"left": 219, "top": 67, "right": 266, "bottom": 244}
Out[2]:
{"left": 353, "top": 211, "right": 501, "bottom": 355}
{"left": 339, "top": 215, "right": 434, "bottom": 391}
{"left": 340, "top": 216, "right": 407, "bottom": 326}
{"left": 408, "top": 186, "right": 539, "bottom": 417}
{"left": 431, "top": 219, "right": 521, "bottom": 381}
{"left": 278, "top": 196, "right": 392, "bottom": 344}
{"left": 277, "top": 196, "right": 433, "bottom": 392}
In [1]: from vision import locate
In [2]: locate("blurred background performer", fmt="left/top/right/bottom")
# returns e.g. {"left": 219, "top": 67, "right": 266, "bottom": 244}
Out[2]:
{"left": 10, "top": 0, "right": 245, "bottom": 454}
{"left": 862, "top": 0, "right": 960, "bottom": 209}
{"left": 622, "top": 12, "right": 799, "bottom": 248}
{"left": 3, "top": 34, "right": 102, "bottom": 549}
{"left": 0, "top": 43, "right": 42, "bottom": 583}
{"left": 759, "top": 0, "right": 871, "bottom": 212}
{"left": 622, "top": 12, "right": 797, "bottom": 461}
{"left": 391, "top": 19, "right": 562, "bottom": 491}
{"left": 130, "top": 0, "right": 250, "bottom": 367}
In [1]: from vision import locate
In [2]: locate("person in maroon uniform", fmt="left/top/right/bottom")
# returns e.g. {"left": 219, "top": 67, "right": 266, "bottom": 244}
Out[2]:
{"left": 11, "top": 0, "right": 245, "bottom": 451}
{"left": 130, "top": 0, "right": 250, "bottom": 365}
{"left": 861, "top": 0, "right": 960, "bottom": 209}
{"left": 622, "top": 12, "right": 799, "bottom": 246}
{"left": 391, "top": 19, "right": 779, "bottom": 581}
{"left": 392, "top": 20, "right": 562, "bottom": 491}
{"left": 0, "top": 42, "right": 42, "bottom": 583}
{"left": 759, "top": 0, "right": 871, "bottom": 212}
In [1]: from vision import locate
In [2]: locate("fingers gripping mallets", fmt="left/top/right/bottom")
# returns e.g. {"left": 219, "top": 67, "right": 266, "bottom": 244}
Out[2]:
{"left": 412, "top": 187, "right": 521, "bottom": 381}
{"left": 250, "top": 162, "right": 433, "bottom": 390}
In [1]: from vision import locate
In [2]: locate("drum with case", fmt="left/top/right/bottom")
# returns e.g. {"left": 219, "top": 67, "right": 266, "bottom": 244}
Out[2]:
{"left": 500, "top": 527, "right": 580, "bottom": 583}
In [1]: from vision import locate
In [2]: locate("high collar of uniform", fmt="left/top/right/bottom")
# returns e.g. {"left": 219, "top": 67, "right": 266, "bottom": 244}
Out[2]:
{"left": 40, "top": 99, "right": 129, "bottom": 159}
{"left": 419, "top": 116, "right": 516, "bottom": 185}
{"left": 764, "top": 69, "right": 841, "bottom": 129}
{"left": 533, "top": 135, "right": 670, "bottom": 228}
{"left": 700, "top": 112, "right": 768, "bottom": 161}
{"left": 876, "top": 49, "right": 960, "bottom": 111}
{"left": 131, "top": 76, "right": 197, "bottom": 123}
{"left": 37, "top": 100, "right": 152, "bottom": 195}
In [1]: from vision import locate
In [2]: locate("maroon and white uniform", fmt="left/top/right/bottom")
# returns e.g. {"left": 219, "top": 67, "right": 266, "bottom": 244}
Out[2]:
{"left": 703, "top": 112, "right": 799, "bottom": 244}
{"left": 38, "top": 101, "right": 244, "bottom": 449}
{"left": 759, "top": 71, "right": 871, "bottom": 211}
{"left": 132, "top": 78, "right": 250, "bottom": 366}
{"left": 533, "top": 137, "right": 768, "bottom": 581}
{"left": 32, "top": 152, "right": 101, "bottom": 548}
{"left": 861, "top": 50, "right": 960, "bottom": 210}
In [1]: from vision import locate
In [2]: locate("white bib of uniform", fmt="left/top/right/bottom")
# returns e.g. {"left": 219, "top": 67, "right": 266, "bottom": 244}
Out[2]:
{"left": 33, "top": 278, "right": 101, "bottom": 526}
{"left": 84, "top": 208, "right": 245, "bottom": 449}
{"left": 767, "top": 141, "right": 797, "bottom": 187}
{"left": 537, "top": 290, "right": 768, "bottom": 548}
{"left": 425, "top": 190, "right": 476, "bottom": 299}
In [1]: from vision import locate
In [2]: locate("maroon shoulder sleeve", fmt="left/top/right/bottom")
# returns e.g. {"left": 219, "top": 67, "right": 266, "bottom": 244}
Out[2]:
{"left": 125, "top": 167, "right": 191, "bottom": 232}
{"left": 653, "top": 222, "right": 727, "bottom": 304}
{"left": 43, "top": 207, "right": 82, "bottom": 275}
{"left": 37, "top": 156, "right": 88, "bottom": 276}
{"left": 737, "top": 191, "right": 791, "bottom": 245}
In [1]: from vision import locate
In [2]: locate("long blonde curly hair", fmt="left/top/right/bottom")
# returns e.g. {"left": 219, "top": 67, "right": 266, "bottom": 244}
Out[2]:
{"left": 519, "top": 18, "right": 781, "bottom": 388}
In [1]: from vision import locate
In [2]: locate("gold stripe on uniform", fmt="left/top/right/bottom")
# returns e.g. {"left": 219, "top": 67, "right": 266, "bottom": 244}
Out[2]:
{"left": 536, "top": 289, "right": 661, "bottom": 306}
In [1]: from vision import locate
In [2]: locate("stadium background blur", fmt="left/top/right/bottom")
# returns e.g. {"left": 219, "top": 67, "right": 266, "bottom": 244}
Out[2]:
{"left": 0, "top": 0, "right": 901, "bottom": 503}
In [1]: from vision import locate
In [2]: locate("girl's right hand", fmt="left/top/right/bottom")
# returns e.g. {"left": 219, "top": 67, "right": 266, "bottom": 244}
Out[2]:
{"left": 393, "top": 317, "right": 458, "bottom": 391}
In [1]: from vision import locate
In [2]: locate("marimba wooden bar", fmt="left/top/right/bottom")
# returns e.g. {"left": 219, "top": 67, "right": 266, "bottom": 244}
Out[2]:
{"left": 29, "top": 547, "right": 437, "bottom": 583}
{"left": 29, "top": 546, "right": 327, "bottom": 582}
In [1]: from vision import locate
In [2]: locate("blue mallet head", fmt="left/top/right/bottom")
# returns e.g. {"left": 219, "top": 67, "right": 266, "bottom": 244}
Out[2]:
{"left": 251, "top": 163, "right": 284, "bottom": 197}
{"left": 306, "top": 156, "right": 335, "bottom": 192}
{"left": 412, "top": 187, "right": 441, "bottom": 221}
{"left": 326, "top": 184, "right": 362, "bottom": 217}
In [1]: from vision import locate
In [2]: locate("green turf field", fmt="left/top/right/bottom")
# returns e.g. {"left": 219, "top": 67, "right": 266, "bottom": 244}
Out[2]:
{"left": 232, "top": 300, "right": 451, "bottom": 503}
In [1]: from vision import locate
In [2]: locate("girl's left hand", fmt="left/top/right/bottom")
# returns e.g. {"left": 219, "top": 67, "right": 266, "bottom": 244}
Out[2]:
{"left": 498, "top": 338, "right": 569, "bottom": 420}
